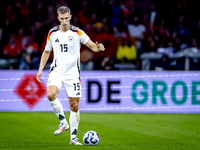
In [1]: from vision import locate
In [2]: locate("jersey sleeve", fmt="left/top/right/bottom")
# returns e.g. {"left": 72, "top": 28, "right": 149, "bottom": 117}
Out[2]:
{"left": 77, "top": 29, "right": 90, "bottom": 44}
{"left": 44, "top": 30, "right": 53, "bottom": 51}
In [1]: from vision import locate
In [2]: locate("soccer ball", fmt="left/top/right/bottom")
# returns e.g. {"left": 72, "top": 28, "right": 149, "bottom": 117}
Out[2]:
{"left": 83, "top": 131, "right": 99, "bottom": 146}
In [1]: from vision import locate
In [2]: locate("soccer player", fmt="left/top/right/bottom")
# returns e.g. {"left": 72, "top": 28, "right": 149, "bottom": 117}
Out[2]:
{"left": 36, "top": 6, "right": 105, "bottom": 145}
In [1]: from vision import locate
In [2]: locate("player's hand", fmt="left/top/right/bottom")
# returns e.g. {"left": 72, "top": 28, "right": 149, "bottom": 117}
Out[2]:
{"left": 96, "top": 42, "right": 105, "bottom": 51}
{"left": 36, "top": 71, "right": 42, "bottom": 83}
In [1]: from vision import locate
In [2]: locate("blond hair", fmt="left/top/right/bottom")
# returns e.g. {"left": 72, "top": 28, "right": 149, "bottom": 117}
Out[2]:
{"left": 57, "top": 6, "right": 71, "bottom": 15}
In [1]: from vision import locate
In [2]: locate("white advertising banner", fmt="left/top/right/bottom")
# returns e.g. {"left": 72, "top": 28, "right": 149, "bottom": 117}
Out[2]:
{"left": 0, "top": 70, "right": 200, "bottom": 113}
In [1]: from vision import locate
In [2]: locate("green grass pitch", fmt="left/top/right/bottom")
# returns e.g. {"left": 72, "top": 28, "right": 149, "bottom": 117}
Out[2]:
{"left": 0, "top": 112, "right": 199, "bottom": 150}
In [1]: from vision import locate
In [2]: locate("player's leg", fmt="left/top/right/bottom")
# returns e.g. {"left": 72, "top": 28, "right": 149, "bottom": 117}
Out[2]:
{"left": 47, "top": 85, "right": 69, "bottom": 135}
{"left": 47, "top": 72, "right": 69, "bottom": 135}
{"left": 63, "top": 77, "right": 82, "bottom": 145}
{"left": 68, "top": 97, "right": 82, "bottom": 145}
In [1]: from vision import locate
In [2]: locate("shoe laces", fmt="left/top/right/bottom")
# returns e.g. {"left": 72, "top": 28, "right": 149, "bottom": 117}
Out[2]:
{"left": 72, "top": 138, "right": 80, "bottom": 142}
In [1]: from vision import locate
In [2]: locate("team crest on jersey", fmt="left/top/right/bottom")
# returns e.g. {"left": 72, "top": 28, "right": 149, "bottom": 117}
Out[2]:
{"left": 68, "top": 36, "right": 74, "bottom": 42}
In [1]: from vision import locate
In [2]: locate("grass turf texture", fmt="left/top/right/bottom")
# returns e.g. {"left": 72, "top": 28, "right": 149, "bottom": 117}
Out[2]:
{"left": 0, "top": 113, "right": 199, "bottom": 150}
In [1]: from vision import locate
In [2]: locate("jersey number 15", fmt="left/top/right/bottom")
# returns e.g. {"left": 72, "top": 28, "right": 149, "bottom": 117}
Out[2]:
{"left": 60, "top": 44, "right": 68, "bottom": 52}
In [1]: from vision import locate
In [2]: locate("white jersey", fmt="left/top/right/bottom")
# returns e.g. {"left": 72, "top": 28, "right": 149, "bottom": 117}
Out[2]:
{"left": 45, "top": 25, "right": 90, "bottom": 79}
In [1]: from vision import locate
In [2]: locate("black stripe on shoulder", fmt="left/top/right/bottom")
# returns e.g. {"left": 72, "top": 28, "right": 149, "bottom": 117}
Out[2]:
{"left": 70, "top": 25, "right": 79, "bottom": 32}
{"left": 50, "top": 26, "right": 59, "bottom": 33}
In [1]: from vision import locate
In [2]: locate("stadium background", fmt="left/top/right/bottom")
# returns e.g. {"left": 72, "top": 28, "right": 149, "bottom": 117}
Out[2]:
{"left": 1, "top": 0, "right": 200, "bottom": 71}
{"left": 0, "top": 0, "right": 200, "bottom": 149}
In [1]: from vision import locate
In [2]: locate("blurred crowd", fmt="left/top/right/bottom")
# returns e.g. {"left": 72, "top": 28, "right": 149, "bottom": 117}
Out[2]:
{"left": 0, "top": 0, "right": 200, "bottom": 70}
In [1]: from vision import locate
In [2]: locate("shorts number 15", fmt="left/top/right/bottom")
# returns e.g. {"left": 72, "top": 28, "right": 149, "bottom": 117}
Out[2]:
{"left": 73, "top": 83, "right": 80, "bottom": 91}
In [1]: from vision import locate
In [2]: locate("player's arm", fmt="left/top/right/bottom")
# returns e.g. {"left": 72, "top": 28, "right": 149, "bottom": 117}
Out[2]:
{"left": 85, "top": 40, "right": 105, "bottom": 52}
{"left": 36, "top": 50, "right": 51, "bottom": 83}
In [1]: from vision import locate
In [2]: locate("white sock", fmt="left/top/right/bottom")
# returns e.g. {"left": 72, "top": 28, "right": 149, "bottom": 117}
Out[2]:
{"left": 49, "top": 98, "right": 68, "bottom": 125}
{"left": 70, "top": 111, "right": 80, "bottom": 139}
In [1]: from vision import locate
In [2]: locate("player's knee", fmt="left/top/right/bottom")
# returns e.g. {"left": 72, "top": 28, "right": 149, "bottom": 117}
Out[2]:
{"left": 47, "top": 93, "right": 57, "bottom": 101}
{"left": 70, "top": 103, "right": 79, "bottom": 112}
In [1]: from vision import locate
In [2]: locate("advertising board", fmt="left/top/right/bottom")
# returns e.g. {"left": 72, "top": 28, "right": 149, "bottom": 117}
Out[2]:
{"left": 0, "top": 70, "right": 199, "bottom": 113}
